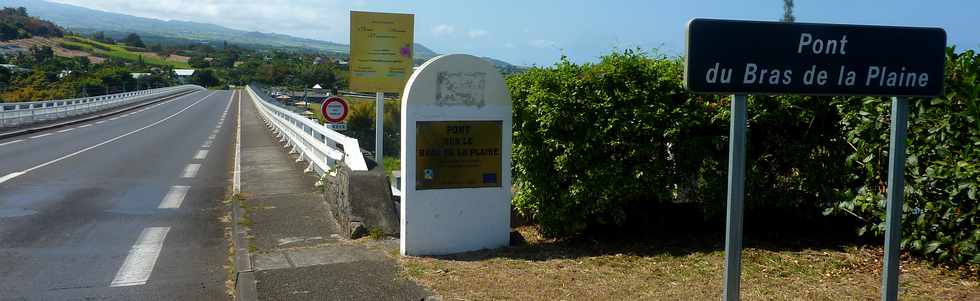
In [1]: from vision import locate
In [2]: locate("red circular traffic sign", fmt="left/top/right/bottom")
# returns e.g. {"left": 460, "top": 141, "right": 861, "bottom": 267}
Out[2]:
{"left": 321, "top": 96, "right": 349, "bottom": 123}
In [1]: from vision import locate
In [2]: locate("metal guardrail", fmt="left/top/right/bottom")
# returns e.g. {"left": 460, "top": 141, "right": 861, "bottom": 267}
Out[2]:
{"left": 0, "top": 85, "right": 203, "bottom": 129}
{"left": 246, "top": 84, "right": 369, "bottom": 180}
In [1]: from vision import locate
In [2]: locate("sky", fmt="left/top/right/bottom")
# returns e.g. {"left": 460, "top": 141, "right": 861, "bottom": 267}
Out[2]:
{"left": 49, "top": 0, "right": 980, "bottom": 66}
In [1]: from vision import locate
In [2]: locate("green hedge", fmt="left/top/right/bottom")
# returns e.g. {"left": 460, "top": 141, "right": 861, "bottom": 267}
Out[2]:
{"left": 508, "top": 49, "right": 980, "bottom": 265}
{"left": 829, "top": 48, "right": 980, "bottom": 264}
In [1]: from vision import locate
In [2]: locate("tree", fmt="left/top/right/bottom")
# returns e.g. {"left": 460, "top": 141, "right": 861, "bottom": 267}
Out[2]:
{"left": 30, "top": 45, "right": 54, "bottom": 64}
{"left": 121, "top": 33, "right": 145, "bottom": 48}
{"left": 92, "top": 31, "right": 113, "bottom": 44}
{"left": 191, "top": 69, "right": 220, "bottom": 87}
{"left": 188, "top": 56, "right": 209, "bottom": 68}
{"left": 782, "top": 0, "right": 795, "bottom": 22}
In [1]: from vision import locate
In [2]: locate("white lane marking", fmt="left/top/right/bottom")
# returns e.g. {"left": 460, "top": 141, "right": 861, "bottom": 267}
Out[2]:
{"left": 234, "top": 90, "right": 242, "bottom": 193}
{"left": 0, "top": 92, "right": 216, "bottom": 185}
{"left": 0, "top": 139, "right": 24, "bottom": 147}
{"left": 110, "top": 227, "right": 170, "bottom": 287}
{"left": 201, "top": 141, "right": 211, "bottom": 148}
{"left": 95, "top": 120, "right": 106, "bottom": 124}
{"left": 0, "top": 172, "right": 25, "bottom": 185}
{"left": 78, "top": 124, "right": 92, "bottom": 128}
{"left": 208, "top": 134, "right": 216, "bottom": 140}
{"left": 194, "top": 150, "right": 209, "bottom": 160}
{"left": 29, "top": 133, "right": 52, "bottom": 139}
{"left": 158, "top": 186, "right": 190, "bottom": 209}
{"left": 57, "top": 128, "right": 74, "bottom": 133}
{"left": 181, "top": 164, "right": 201, "bottom": 178}
{"left": 109, "top": 117, "right": 119, "bottom": 121}
{"left": 212, "top": 129, "right": 219, "bottom": 134}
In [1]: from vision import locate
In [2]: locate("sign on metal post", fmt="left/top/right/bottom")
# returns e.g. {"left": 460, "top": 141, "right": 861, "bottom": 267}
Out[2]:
{"left": 684, "top": 18, "right": 945, "bottom": 301}
{"left": 321, "top": 96, "right": 348, "bottom": 131}
{"left": 349, "top": 11, "right": 415, "bottom": 93}
{"left": 349, "top": 11, "right": 415, "bottom": 162}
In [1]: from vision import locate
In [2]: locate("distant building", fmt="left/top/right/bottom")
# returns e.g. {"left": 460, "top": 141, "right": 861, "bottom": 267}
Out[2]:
{"left": 174, "top": 69, "right": 195, "bottom": 83}
{"left": 0, "top": 64, "right": 30, "bottom": 73}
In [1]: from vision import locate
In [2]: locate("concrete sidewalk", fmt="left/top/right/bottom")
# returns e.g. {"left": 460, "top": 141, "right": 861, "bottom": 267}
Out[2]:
{"left": 237, "top": 91, "right": 432, "bottom": 300}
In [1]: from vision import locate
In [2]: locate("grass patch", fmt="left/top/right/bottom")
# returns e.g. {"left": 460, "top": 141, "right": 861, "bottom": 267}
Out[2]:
{"left": 383, "top": 156, "right": 400, "bottom": 173}
{"left": 399, "top": 226, "right": 980, "bottom": 300}
{"left": 368, "top": 227, "right": 385, "bottom": 240}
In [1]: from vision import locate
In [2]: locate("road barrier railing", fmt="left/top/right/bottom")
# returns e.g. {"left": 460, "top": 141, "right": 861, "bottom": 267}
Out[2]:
{"left": 0, "top": 85, "right": 203, "bottom": 129}
{"left": 246, "top": 84, "right": 368, "bottom": 183}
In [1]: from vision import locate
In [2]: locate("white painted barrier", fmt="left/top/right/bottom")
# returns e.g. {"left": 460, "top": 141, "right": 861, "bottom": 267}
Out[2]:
{"left": 245, "top": 84, "right": 368, "bottom": 178}
{"left": 0, "top": 85, "right": 203, "bottom": 128}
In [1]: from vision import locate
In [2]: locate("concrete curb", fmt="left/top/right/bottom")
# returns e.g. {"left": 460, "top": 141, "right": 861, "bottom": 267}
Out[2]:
{"left": 231, "top": 90, "right": 258, "bottom": 301}
{"left": 232, "top": 196, "right": 257, "bottom": 301}
{"left": 0, "top": 90, "right": 198, "bottom": 140}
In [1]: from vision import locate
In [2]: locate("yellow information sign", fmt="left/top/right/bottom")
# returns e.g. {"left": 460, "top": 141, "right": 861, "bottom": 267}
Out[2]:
{"left": 416, "top": 121, "right": 502, "bottom": 190}
{"left": 349, "top": 11, "right": 415, "bottom": 92}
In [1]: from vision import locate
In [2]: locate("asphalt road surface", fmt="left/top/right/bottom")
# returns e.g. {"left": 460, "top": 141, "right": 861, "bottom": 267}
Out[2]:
{"left": 0, "top": 90, "right": 238, "bottom": 300}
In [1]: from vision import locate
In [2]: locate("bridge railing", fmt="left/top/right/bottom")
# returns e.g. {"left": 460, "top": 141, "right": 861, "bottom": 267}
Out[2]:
{"left": 246, "top": 84, "right": 368, "bottom": 180}
{"left": 0, "top": 85, "right": 203, "bottom": 129}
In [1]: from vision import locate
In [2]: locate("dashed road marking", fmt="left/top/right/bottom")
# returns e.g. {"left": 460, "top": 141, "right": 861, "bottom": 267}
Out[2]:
{"left": 57, "top": 128, "right": 74, "bottom": 133}
{"left": 194, "top": 150, "right": 209, "bottom": 160}
{"left": 78, "top": 124, "right": 92, "bottom": 128}
{"left": 158, "top": 186, "right": 190, "bottom": 209}
{"left": 110, "top": 227, "right": 170, "bottom": 287}
{"left": 181, "top": 163, "right": 201, "bottom": 178}
{"left": 29, "top": 133, "right": 52, "bottom": 139}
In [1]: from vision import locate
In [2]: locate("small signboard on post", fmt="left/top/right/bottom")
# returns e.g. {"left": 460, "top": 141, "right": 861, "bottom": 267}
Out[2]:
{"left": 684, "top": 19, "right": 945, "bottom": 301}
{"left": 685, "top": 19, "right": 946, "bottom": 96}
{"left": 400, "top": 54, "right": 513, "bottom": 256}
{"left": 321, "top": 96, "right": 348, "bottom": 131}
{"left": 350, "top": 10, "right": 415, "bottom": 163}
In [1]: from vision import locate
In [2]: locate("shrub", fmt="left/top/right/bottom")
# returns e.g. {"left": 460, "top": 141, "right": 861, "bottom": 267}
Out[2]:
{"left": 508, "top": 51, "right": 706, "bottom": 236}
{"left": 828, "top": 48, "right": 980, "bottom": 264}
{"left": 344, "top": 98, "right": 401, "bottom": 157}
{"left": 509, "top": 48, "right": 980, "bottom": 267}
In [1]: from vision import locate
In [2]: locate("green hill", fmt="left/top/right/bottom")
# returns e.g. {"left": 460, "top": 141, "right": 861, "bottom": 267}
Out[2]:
{"left": 59, "top": 35, "right": 190, "bottom": 68}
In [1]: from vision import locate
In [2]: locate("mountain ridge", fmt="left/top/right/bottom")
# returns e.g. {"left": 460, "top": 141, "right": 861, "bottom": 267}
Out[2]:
{"left": 0, "top": 0, "right": 462, "bottom": 64}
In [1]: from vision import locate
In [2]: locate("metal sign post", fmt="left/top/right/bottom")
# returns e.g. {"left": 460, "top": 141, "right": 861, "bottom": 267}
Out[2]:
{"left": 376, "top": 91, "right": 384, "bottom": 163}
{"left": 724, "top": 94, "right": 748, "bottom": 301}
{"left": 882, "top": 96, "right": 909, "bottom": 301}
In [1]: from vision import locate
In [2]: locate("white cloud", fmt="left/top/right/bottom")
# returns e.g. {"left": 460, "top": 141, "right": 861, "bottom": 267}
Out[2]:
{"left": 528, "top": 39, "right": 557, "bottom": 48}
{"left": 503, "top": 42, "right": 516, "bottom": 49}
{"left": 432, "top": 24, "right": 456, "bottom": 36}
{"left": 467, "top": 29, "right": 488, "bottom": 39}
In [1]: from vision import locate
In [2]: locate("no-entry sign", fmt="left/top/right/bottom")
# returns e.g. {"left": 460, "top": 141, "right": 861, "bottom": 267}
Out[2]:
{"left": 685, "top": 19, "right": 946, "bottom": 96}
{"left": 321, "top": 96, "right": 349, "bottom": 123}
